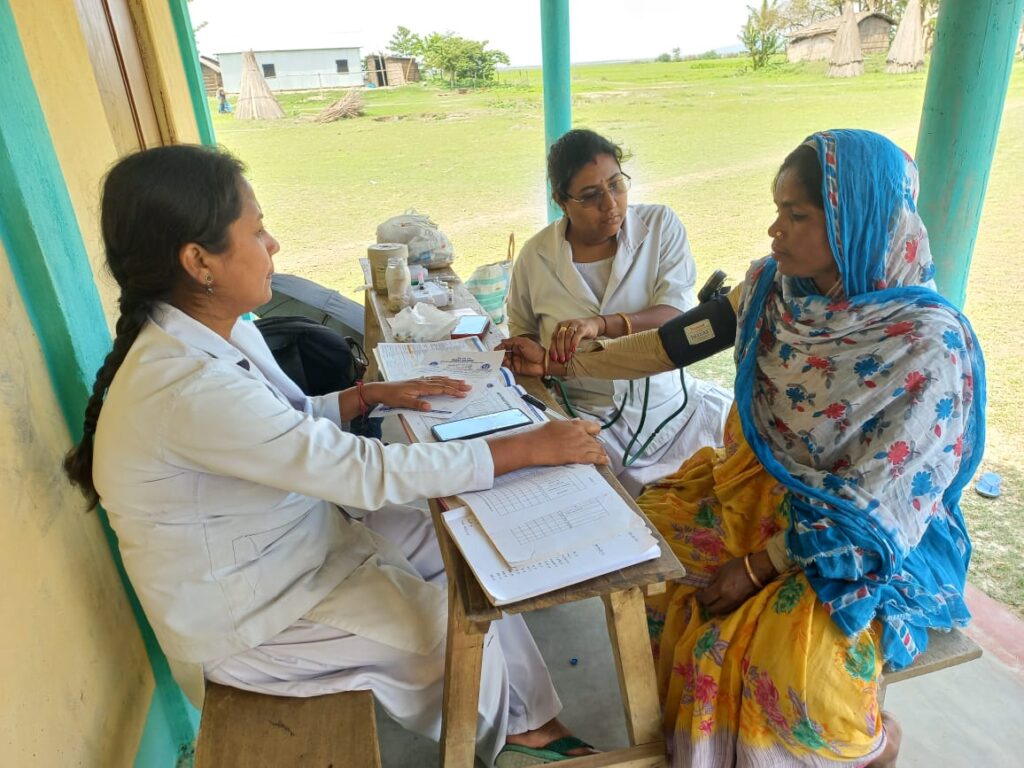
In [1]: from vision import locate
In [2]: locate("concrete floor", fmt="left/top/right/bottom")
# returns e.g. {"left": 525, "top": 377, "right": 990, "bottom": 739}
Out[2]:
{"left": 375, "top": 416, "right": 1024, "bottom": 767}
{"left": 375, "top": 598, "right": 1024, "bottom": 767}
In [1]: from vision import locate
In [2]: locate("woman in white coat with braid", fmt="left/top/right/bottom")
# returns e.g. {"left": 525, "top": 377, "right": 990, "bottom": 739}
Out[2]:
{"left": 62, "top": 145, "right": 604, "bottom": 766}
{"left": 505, "top": 129, "right": 731, "bottom": 496}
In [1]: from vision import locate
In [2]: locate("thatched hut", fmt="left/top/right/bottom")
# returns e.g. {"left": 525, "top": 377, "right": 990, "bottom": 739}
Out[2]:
{"left": 887, "top": 0, "right": 925, "bottom": 74}
{"left": 365, "top": 55, "right": 420, "bottom": 87}
{"left": 234, "top": 50, "right": 285, "bottom": 120}
{"left": 827, "top": 2, "right": 864, "bottom": 78}
{"left": 199, "top": 55, "right": 223, "bottom": 95}
{"left": 788, "top": 10, "right": 894, "bottom": 62}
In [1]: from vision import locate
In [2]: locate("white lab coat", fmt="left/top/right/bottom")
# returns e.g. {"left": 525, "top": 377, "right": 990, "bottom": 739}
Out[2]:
{"left": 95, "top": 303, "right": 495, "bottom": 664}
{"left": 94, "top": 305, "right": 569, "bottom": 765}
{"left": 508, "top": 205, "right": 731, "bottom": 494}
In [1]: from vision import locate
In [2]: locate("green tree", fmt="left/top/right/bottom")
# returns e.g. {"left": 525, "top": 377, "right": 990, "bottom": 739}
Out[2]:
{"left": 740, "top": 1, "right": 784, "bottom": 70}
{"left": 417, "top": 30, "right": 509, "bottom": 87}
{"left": 387, "top": 26, "right": 423, "bottom": 58}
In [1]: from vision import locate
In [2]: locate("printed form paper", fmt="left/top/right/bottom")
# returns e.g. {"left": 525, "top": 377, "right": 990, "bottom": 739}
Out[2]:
{"left": 441, "top": 506, "right": 659, "bottom": 605}
{"left": 374, "top": 338, "right": 485, "bottom": 380}
{"left": 373, "top": 338, "right": 505, "bottom": 417}
{"left": 459, "top": 463, "right": 639, "bottom": 566}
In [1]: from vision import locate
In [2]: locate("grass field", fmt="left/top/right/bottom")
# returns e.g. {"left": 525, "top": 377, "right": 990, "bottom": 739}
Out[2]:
{"left": 212, "top": 54, "right": 1023, "bottom": 615}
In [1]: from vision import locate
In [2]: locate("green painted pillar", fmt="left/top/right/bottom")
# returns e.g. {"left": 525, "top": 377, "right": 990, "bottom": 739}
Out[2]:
{"left": 169, "top": 0, "right": 215, "bottom": 145}
{"left": 540, "top": 0, "right": 571, "bottom": 222}
{"left": 0, "top": 3, "right": 198, "bottom": 765}
{"left": 915, "top": 0, "right": 1024, "bottom": 307}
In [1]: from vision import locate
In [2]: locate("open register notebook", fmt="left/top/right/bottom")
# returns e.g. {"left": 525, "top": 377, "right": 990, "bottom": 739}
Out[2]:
{"left": 441, "top": 506, "right": 659, "bottom": 606}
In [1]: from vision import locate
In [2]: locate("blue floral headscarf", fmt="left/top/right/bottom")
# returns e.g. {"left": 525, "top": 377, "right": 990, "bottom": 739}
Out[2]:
{"left": 734, "top": 129, "right": 986, "bottom": 669}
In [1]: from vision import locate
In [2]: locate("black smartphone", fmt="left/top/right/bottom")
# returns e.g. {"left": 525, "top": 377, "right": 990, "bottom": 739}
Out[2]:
{"left": 430, "top": 408, "right": 533, "bottom": 442}
{"left": 451, "top": 314, "right": 491, "bottom": 338}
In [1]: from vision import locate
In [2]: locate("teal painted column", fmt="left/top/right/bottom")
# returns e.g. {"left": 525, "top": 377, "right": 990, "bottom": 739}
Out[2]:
{"left": 915, "top": 0, "right": 1024, "bottom": 307}
{"left": 0, "top": 3, "right": 197, "bottom": 766}
{"left": 169, "top": 0, "right": 215, "bottom": 145}
{"left": 540, "top": 0, "right": 571, "bottom": 222}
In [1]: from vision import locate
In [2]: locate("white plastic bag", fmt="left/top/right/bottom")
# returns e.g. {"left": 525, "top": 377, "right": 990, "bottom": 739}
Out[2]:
{"left": 376, "top": 210, "right": 454, "bottom": 269}
{"left": 390, "top": 302, "right": 459, "bottom": 342}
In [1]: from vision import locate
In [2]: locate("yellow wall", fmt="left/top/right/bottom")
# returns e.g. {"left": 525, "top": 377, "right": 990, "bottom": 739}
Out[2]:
{"left": 11, "top": 0, "right": 202, "bottom": 325}
{"left": 11, "top": 0, "right": 121, "bottom": 323}
{"left": 3, "top": 1, "right": 203, "bottom": 764}
{"left": 0, "top": 243, "right": 151, "bottom": 765}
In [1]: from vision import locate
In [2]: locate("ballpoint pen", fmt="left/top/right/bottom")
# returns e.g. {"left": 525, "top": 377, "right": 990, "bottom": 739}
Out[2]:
{"left": 521, "top": 392, "right": 569, "bottom": 420}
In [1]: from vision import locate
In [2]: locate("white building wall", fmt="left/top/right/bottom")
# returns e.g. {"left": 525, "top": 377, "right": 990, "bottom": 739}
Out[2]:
{"left": 218, "top": 47, "right": 363, "bottom": 92}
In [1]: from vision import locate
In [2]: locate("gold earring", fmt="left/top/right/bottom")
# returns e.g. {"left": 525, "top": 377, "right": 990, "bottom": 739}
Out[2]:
{"left": 204, "top": 274, "right": 214, "bottom": 296}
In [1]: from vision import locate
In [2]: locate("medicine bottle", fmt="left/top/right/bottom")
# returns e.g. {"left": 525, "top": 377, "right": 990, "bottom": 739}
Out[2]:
{"left": 385, "top": 255, "right": 412, "bottom": 312}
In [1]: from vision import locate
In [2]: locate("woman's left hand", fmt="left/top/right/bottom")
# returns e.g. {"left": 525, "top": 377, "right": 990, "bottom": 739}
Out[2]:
{"left": 363, "top": 377, "right": 471, "bottom": 412}
{"left": 549, "top": 316, "right": 604, "bottom": 363}
{"left": 697, "top": 552, "right": 776, "bottom": 616}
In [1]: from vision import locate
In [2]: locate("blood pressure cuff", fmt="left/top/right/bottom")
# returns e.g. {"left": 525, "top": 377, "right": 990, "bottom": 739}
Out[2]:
{"left": 657, "top": 294, "right": 737, "bottom": 368}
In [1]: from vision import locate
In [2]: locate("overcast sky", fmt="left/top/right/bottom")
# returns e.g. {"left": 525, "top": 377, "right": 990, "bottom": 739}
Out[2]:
{"left": 188, "top": 1, "right": 753, "bottom": 66}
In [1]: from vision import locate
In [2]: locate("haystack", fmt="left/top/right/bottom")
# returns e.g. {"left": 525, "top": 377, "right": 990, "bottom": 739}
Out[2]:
{"left": 234, "top": 50, "right": 285, "bottom": 120}
{"left": 827, "top": 2, "right": 864, "bottom": 78}
{"left": 886, "top": 0, "right": 925, "bottom": 73}
{"left": 313, "top": 90, "right": 364, "bottom": 122}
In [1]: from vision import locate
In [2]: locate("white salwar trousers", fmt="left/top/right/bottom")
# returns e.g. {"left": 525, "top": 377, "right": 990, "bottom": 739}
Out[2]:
{"left": 203, "top": 504, "right": 562, "bottom": 767}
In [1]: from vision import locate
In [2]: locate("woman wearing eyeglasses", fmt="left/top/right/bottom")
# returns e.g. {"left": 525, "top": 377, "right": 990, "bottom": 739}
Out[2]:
{"left": 504, "top": 129, "right": 731, "bottom": 495}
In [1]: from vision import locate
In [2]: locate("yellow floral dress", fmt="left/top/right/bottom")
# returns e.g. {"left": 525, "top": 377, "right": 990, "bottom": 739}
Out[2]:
{"left": 641, "top": 406, "right": 885, "bottom": 767}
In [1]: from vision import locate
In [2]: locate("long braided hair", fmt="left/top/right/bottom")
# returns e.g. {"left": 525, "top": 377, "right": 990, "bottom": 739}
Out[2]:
{"left": 63, "top": 144, "right": 246, "bottom": 508}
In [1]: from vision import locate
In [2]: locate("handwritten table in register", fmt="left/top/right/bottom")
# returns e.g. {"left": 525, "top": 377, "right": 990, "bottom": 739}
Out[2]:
{"left": 362, "top": 269, "right": 685, "bottom": 767}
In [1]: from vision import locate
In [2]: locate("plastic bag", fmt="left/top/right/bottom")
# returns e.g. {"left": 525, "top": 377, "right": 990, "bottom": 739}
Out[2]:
{"left": 390, "top": 302, "right": 459, "bottom": 342}
{"left": 376, "top": 210, "right": 454, "bottom": 269}
{"left": 465, "top": 234, "right": 514, "bottom": 324}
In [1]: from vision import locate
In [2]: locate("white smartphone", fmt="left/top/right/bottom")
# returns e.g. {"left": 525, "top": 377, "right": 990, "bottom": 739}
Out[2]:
{"left": 430, "top": 408, "right": 533, "bottom": 442}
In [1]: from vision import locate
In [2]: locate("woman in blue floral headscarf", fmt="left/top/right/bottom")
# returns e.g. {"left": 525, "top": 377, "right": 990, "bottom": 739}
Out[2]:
{"left": 500, "top": 129, "right": 986, "bottom": 766}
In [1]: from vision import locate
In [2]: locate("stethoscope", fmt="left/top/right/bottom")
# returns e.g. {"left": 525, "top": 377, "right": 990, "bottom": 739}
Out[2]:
{"left": 547, "top": 270, "right": 728, "bottom": 467}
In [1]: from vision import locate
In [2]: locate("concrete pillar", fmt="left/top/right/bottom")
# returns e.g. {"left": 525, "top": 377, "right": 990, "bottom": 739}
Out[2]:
{"left": 915, "top": 0, "right": 1024, "bottom": 307}
{"left": 540, "top": 0, "right": 572, "bottom": 221}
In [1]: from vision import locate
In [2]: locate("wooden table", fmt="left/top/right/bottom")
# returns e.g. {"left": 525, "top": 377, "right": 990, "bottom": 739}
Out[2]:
{"left": 363, "top": 268, "right": 684, "bottom": 767}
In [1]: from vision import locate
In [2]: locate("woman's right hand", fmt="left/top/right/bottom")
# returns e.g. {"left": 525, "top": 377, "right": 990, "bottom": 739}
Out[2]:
{"left": 496, "top": 337, "right": 567, "bottom": 378}
{"left": 487, "top": 419, "right": 608, "bottom": 476}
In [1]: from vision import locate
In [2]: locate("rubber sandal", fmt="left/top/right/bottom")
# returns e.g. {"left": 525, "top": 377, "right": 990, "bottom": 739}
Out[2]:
{"left": 495, "top": 736, "right": 595, "bottom": 767}
{"left": 975, "top": 471, "right": 1002, "bottom": 499}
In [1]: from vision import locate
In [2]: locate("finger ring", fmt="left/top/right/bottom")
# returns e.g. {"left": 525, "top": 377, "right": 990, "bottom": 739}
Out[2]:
{"left": 558, "top": 327, "right": 568, "bottom": 334}
{"left": 570, "top": 326, "right": 578, "bottom": 333}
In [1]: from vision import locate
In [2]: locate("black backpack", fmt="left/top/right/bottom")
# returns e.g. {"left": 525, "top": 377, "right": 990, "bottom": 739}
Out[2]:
{"left": 254, "top": 315, "right": 381, "bottom": 438}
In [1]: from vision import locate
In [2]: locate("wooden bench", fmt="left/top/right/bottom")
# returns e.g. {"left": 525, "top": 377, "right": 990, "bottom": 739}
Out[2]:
{"left": 194, "top": 683, "right": 382, "bottom": 768}
{"left": 878, "top": 628, "right": 982, "bottom": 705}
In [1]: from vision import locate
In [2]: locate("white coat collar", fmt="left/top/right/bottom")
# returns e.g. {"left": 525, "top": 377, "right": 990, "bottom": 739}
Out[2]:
{"left": 151, "top": 302, "right": 246, "bottom": 364}
{"left": 540, "top": 206, "right": 650, "bottom": 310}
{"left": 150, "top": 302, "right": 308, "bottom": 411}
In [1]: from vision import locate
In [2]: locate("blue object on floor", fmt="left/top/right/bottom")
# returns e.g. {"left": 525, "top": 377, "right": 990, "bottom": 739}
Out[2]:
{"left": 569, "top": 657, "right": 578, "bottom": 666}
{"left": 975, "top": 471, "right": 1002, "bottom": 498}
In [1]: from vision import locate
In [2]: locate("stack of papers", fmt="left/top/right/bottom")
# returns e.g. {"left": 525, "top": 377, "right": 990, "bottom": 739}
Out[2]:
{"left": 442, "top": 506, "right": 659, "bottom": 606}
{"left": 375, "top": 338, "right": 661, "bottom": 604}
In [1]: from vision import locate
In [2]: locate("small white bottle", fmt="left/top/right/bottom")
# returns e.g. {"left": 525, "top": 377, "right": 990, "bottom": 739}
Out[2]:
{"left": 385, "top": 255, "right": 412, "bottom": 312}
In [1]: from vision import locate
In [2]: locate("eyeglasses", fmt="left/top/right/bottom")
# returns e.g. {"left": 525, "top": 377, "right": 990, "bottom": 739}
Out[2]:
{"left": 564, "top": 173, "right": 631, "bottom": 208}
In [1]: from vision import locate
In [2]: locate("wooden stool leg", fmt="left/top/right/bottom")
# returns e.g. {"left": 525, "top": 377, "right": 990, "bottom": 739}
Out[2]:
{"left": 602, "top": 587, "right": 663, "bottom": 746}
{"left": 440, "top": 578, "right": 491, "bottom": 768}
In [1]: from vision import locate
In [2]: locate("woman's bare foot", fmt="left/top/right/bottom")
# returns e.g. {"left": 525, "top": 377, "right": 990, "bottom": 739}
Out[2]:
{"left": 867, "top": 711, "right": 902, "bottom": 767}
{"left": 505, "top": 717, "right": 596, "bottom": 757}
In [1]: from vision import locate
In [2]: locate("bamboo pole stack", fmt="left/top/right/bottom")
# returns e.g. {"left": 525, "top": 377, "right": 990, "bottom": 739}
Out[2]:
{"left": 312, "top": 90, "right": 364, "bottom": 122}
{"left": 234, "top": 50, "right": 285, "bottom": 120}
{"left": 828, "top": 2, "right": 865, "bottom": 78}
{"left": 886, "top": 0, "right": 925, "bottom": 74}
